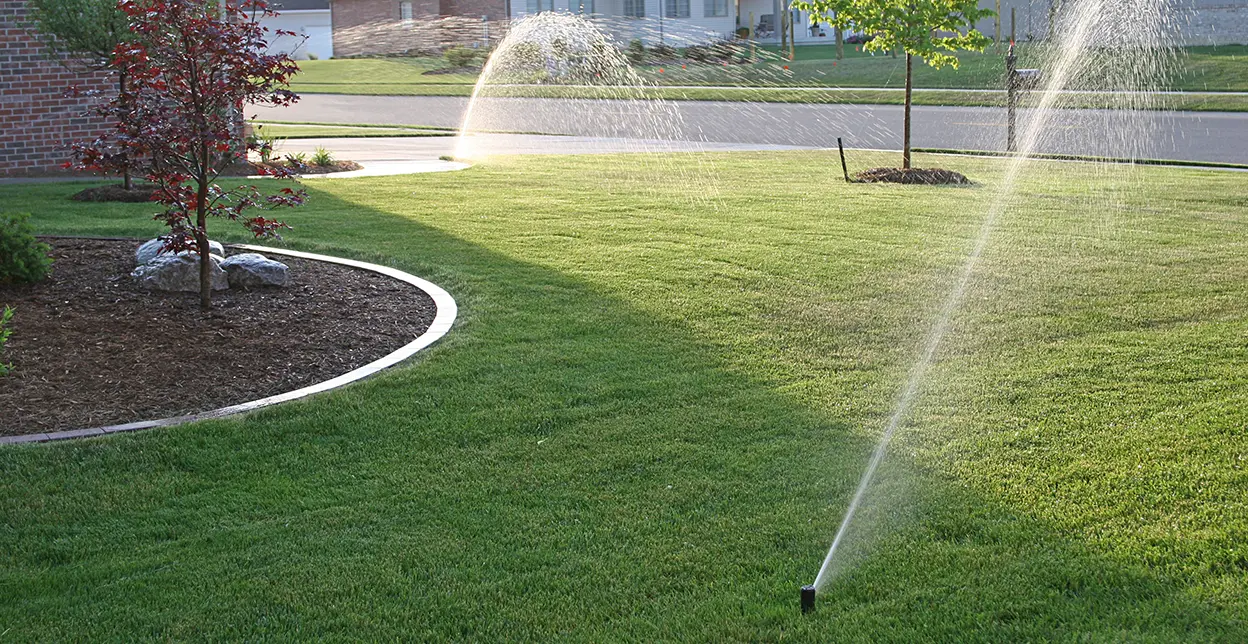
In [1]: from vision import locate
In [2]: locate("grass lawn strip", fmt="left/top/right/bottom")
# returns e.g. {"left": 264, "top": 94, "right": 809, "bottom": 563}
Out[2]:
{"left": 0, "top": 151, "right": 1244, "bottom": 639}
{"left": 289, "top": 82, "right": 1248, "bottom": 112}
{"left": 253, "top": 123, "right": 456, "bottom": 138}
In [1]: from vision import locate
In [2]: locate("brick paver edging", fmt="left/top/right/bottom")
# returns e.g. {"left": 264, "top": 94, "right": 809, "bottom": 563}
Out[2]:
{"left": 0, "top": 244, "right": 458, "bottom": 445}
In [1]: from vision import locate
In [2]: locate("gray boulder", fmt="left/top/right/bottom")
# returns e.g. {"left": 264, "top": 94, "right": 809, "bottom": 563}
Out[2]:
{"left": 136, "top": 238, "right": 225, "bottom": 265}
{"left": 131, "top": 253, "right": 229, "bottom": 292}
{"left": 220, "top": 253, "right": 290, "bottom": 288}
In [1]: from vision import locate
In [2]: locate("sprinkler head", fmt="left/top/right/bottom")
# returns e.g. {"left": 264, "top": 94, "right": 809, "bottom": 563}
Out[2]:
{"left": 800, "top": 584, "right": 816, "bottom": 614}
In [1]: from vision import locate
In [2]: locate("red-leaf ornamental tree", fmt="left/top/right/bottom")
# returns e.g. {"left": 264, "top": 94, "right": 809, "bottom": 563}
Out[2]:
{"left": 71, "top": 0, "right": 306, "bottom": 309}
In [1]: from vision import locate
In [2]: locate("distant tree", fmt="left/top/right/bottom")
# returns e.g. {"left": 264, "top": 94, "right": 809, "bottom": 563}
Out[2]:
{"left": 25, "top": 0, "right": 145, "bottom": 188}
{"left": 793, "top": 0, "right": 993, "bottom": 169}
{"left": 70, "top": 0, "right": 306, "bottom": 310}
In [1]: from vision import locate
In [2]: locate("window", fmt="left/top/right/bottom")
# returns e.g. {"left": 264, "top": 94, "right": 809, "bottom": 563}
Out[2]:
{"left": 623, "top": 0, "right": 644, "bottom": 18}
{"left": 399, "top": 1, "right": 412, "bottom": 23}
{"left": 704, "top": 0, "right": 728, "bottom": 17}
{"left": 525, "top": 0, "right": 554, "bottom": 12}
{"left": 664, "top": 0, "right": 689, "bottom": 18}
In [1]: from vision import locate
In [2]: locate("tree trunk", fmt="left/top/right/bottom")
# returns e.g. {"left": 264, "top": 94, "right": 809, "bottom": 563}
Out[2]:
{"left": 903, "top": 52, "right": 912, "bottom": 170}
{"left": 119, "top": 72, "right": 132, "bottom": 191}
{"left": 835, "top": 26, "right": 843, "bottom": 60}
{"left": 197, "top": 146, "right": 212, "bottom": 310}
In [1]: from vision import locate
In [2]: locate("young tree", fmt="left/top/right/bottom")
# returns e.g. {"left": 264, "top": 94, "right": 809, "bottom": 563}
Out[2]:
{"left": 26, "top": 0, "right": 144, "bottom": 188}
{"left": 71, "top": 0, "right": 306, "bottom": 310}
{"left": 794, "top": 0, "right": 993, "bottom": 169}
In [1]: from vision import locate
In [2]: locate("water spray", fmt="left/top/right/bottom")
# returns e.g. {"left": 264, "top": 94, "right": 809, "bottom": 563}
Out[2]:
{"left": 806, "top": 0, "right": 1176, "bottom": 598}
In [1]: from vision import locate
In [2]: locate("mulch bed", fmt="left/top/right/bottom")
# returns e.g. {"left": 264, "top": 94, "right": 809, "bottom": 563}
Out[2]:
{"left": 255, "top": 160, "right": 363, "bottom": 175}
{"left": 855, "top": 167, "right": 971, "bottom": 185}
{"left": 71, "top": 184, "right": 160, "bottom": 203}
{"left": 0, "top": 238, "right": 436, "bottom": 437}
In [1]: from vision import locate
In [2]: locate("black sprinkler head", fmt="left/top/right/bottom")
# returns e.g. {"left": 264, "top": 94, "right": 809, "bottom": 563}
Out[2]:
{"left": 801, "top": 584, "right": 816, "bottom": 614}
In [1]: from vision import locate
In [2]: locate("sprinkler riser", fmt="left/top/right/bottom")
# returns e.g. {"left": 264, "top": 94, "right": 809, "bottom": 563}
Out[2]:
{"left": 801, "top": 585, "right": 816, "bottom": 613}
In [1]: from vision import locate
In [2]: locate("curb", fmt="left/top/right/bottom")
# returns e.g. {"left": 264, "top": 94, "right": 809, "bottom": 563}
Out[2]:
{"left": 0, "top": 244, "right": 457, "bottom": 445}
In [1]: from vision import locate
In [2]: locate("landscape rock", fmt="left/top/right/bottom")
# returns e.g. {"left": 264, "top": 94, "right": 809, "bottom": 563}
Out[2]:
{"left": 220, "top": 253, "right": 290, "bottom": 288}
{"left": 136, "top": 238, "right": 226, "bottom": 265}
{"left": 131, "top": 253, "right": 229, "bottom": 292}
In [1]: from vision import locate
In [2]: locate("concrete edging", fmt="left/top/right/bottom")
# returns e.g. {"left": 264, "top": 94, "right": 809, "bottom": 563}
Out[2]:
{"left": 0, "top": 244, "right": 457, "bottom": 445}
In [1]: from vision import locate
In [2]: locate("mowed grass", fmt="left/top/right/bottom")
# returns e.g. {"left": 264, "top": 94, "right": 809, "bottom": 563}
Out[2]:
{"left": 294, "top": 44, "right": 1248, "bottom": 91}
{"left": 1, "top": 151, "right": 1246, "bottom": 640}
{"left": 251, "top": 122, "right": 456, "bottom": 138}
{"left": 290, "top": 45, "right": 1248, "bottom": 111}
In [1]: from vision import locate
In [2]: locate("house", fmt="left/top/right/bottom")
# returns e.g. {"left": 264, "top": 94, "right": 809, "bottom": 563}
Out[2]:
{"left": 506, "top": 0, "right": 1248, "bottom": 47}
{"left": 508, "top": 0, "right": 829, "bottom": 46}
{"left": 264, "top": 0, "right": 334, "bottom": 60}
{"left": 330, "top": 0, "right": 507, "bottom": 56}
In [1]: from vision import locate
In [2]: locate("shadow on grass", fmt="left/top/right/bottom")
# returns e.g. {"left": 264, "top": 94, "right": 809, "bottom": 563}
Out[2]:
{"left": 0, "top": 180, "right": 1242, "bottom": 640}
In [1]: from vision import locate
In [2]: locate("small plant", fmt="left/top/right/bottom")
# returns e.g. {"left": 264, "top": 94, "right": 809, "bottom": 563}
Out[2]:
{"left": 627, "top": 39, "right": 645, "bottom": 64}
{"left": 306, "top": 51, "right": 318, "bottom": 60}
{"left": 248, "top": 126, "right": 280, "bottom": 163}
{"left": 284, "top": 151, "right": 309, "bottom": 169}
{"left": 311, "top": 146, "right": 334, "bottom": 167}
{"left": 0, "top": 212, "right": 53, "bottom": 286}
{"left": 0, "top": 306, "right": 13, "bottom": 376}
{"left": 444, "top": 46, "right": 477, "bottom": 68}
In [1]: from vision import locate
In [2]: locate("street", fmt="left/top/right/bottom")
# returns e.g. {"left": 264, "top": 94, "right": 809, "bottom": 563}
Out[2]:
{"left": 253, "top": 94, "right": 1248, "bottom": 164}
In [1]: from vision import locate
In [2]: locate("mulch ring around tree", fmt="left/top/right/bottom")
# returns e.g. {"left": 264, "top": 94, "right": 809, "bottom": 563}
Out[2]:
{"left": 0, "top": 238, "right": 437, "bottom": 438}
{"left": 68, "top": 161, "right": 366, "bottom": 202}
{"left": 855, "top": 167, "right": 971, "bottom": 185}
{"left": 71, "top": 183, "right": 161, "bottom": 203}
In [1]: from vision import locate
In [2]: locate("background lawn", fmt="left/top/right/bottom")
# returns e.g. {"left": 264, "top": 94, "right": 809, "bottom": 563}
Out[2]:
{"left": 288, "top": 45, "right": 1248, "bottom": 111}
{"left": 0, "top": 151, "right": 1245, "bottom": 640}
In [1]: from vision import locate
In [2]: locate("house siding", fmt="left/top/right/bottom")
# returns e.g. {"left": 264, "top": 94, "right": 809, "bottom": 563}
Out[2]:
{"left": 0, "top": 0, "right": 112, "bottom": 177}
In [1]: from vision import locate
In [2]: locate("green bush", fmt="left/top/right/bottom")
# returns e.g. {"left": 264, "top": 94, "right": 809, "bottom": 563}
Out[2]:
{"left": 311, "top": 146, "right": 335, "bottom": 167}
{"left": 0, "top": 213, "right": 53, "bottom": 286}
{"left": 444, "top": 46, "right": 477, "bottom": 68}
{"left": 0, "top": 306, "right": 13, "bottom": 376}
{"left": 627, "top": 39, "right": 645, "bottom": 64}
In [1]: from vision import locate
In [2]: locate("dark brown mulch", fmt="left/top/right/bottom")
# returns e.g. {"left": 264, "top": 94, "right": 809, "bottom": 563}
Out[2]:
{"left": 70, "top": 184, "right": 160, "bottom": 203}
{"left": 855, "top": 167, "right": 971, "bottom": 185}
{"left": 0, "top": 238, "right": 437, "bottom": 437}
{"left": 253, "top": 160, "right": 364, "bottom": 175}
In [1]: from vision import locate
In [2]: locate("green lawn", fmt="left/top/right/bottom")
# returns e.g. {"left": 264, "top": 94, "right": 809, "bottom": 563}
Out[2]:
{"left": 1, "top": 151, "right": 1246, "bottom": 639}
{"left": 289, "top": 45, "right": 1248, "bottom": 112}
{"left": 251, "top": 122, "right": 456, "bottom": 139}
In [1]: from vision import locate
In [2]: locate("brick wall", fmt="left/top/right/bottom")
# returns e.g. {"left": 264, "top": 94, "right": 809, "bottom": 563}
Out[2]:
{"left": 0, "top": 0, "right": 112, "bottom": 177}
{"left": 441, "top": 0, "right": 506, "bottom": 22}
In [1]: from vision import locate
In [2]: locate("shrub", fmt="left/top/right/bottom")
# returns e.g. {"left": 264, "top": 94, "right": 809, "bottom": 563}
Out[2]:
{"left": 247, "top": 126, "right": 280, "bottom": 163}
{"left": 0, "top": 213, "right": 53, "bottom": 286}
{"left": 444, "top": 46, "right": 477, "bottom": 68}
{"left": 306, "top": 51, "right": 318, "bottom": 60}
{"left": 650, "top": 44, "right": 676, "bottom": 60}
{"left": 684, "top": 44, "right": 709, "bottom": 62}
{"left": 627, "top": 39, "right": 645, "bottom": 64}
{"left": 0, "top": 306, "right": 13, "bottom": 376}
{"left": 311, "top": 146, "right": 334, "bottom": 167}
{"left": 285, "top": 151, "right": 309, "bottom": 168}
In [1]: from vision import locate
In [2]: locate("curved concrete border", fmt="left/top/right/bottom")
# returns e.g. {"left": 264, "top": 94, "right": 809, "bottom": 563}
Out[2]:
{"left": 1, "top": 244, "right": 457, "bottom": 445}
